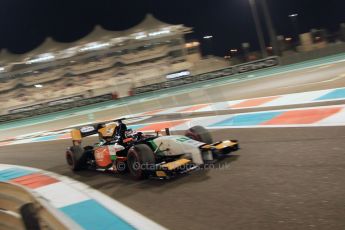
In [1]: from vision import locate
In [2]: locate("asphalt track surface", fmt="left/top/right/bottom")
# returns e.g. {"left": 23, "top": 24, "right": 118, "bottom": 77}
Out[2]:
{"left": 1, "top": 59, "right": 345, "bottom": 229}
{"left": 0, "top": 127, "right": 345, "bottom": 230}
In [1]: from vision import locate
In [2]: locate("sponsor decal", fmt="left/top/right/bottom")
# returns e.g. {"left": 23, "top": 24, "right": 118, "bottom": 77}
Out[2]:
{"left": 47, "top": 96, "right": 84, "bottom": 106}
{"left": 176, "top": 137, "right": 190, "bottom": 142}
{"left": 80, "top": 126, "right": 95, "bottom": 133}
{"left": 8, "top": 104, "right": 43, "bottom": 113}
{"left": 3, "top": 93, "right": 113, "bottom": 122}
{"left": 166, "top": 70, "right": 190, "bottom": 79}
{"left": 8, "top": 95, "right": 84, "bottom": 114}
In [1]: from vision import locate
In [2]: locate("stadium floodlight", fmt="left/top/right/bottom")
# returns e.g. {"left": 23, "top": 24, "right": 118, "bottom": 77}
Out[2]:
{"left": 79, "top": 42, "right": 110, "bottom": 52}
{"left": 148, "top": 29, "right": 170, "bottom": 37}
{"left": 185, "top": 43, "right": 192, "bottom": 48}
{"left": 185, "top": 42, "right": 200, "bottom": 48}
{"left": 288, "top": 13, "right": 298, "bottom": 18}
{"left": 111, "top": 37, "right": 126, "bottom": 43}
{"left": 203, "top": 35, "right": 213, "bottom": 39}
{"left": 134, "top": 32, "right": 147, "bottom": 39}
{"left": 60, "top": 47, "right": 78, "bottom": 58}
{"left": 192, "top": 41, "right": 200, "bottom": 46}
{"left": 135, "top": 34, "right": 147, "bottom": 39}
{"left": 26, "top": 54, "right": 55, "bottom": 64}
{"left": 34, "top": 84, "right": 43, "bottom": 88}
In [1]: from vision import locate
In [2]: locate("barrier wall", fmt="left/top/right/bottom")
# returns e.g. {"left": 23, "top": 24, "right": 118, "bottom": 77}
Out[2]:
{"left": 1, "top": 46, "right": 345, "bottom": 123}
{"left": 280, "top": 43, "right": 345, "bottom": 65}
{"left": 0, "top": 57, "right": 279, "bottom": 123}
{"left": 0, "top": 94, "right": 113, "bottom": 122}
{"left": 133, "top": 56, "right": 279, "bottom": 94}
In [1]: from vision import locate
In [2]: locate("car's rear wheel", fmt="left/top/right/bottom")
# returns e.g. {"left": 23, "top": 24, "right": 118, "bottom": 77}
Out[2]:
{"left": 185, "top": 125, "right": 213, "bottom": 144}
{"left": 127, "top": 144, "right": 155, "bottom": 180}
{"left": 115, "top": 160, "right": 128, "bottom": 174}
{"left": 66, "top": 146, "right": 87, "bottom": 171}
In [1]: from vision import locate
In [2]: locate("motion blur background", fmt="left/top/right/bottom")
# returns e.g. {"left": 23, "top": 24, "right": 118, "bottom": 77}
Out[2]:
{"left": 0, "top": 0, "right": 344, "bottom": 122}
{"left": 1, "top": 1, "right": 345, "bottom": 230}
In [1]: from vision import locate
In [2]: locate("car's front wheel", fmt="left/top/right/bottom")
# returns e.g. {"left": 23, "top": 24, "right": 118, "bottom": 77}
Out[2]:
{"left": 185, "top": 125, "right": 213, "bottom": 144}
{"left": 127, "top": 144, "right": 155, "bottom": 180}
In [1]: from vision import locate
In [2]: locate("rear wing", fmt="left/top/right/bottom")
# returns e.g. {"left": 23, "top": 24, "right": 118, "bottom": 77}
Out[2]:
{"left": 71, "top": 125, "right": 98, "bottom": 145}
{"left": 70, "top": 118, "right": 124, "bottom": 145}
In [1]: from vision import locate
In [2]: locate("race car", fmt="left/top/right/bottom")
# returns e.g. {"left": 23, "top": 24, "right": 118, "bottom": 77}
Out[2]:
{"left": 65, "top": 119, "right": 239, "bottom": 179}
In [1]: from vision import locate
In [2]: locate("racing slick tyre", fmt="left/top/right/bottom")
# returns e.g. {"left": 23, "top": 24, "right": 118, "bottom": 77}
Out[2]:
{"left": 185, "top": 125, "right": 213, "bottom": 144}
{"left": 66, "top": 146, "right": 87, "bottom": 171}
{"left": 127, "top": 144, "right": 155, "bottom": 180}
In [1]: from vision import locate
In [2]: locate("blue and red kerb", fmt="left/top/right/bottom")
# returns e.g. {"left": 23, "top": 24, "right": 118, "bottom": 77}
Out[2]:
{"left": 210, "top": 107, "right": 341, "bottom": 127}
{"left": 1, "top": 102, "right": 345, "bottom": 147}
{"left": 137, "top": 88, "right": 345, "bottom": 116}
{"left": 129, "top": 107, "right": 343, "bottom": 130}
{"left": 0, "top": 167, "right": 135, "bottom": 230}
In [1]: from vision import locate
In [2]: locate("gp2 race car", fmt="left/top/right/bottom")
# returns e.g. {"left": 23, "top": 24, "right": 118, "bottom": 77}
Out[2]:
{"left": 65, "top": 120, "right": 239, "bottom": 180}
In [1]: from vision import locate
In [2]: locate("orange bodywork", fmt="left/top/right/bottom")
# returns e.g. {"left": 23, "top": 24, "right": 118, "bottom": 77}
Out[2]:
{"left": 123, "top": 137, "right": 133, "bottom": 143}
{"left": 94, "top": 146, "right": 112, "bottom": 168}
{"left": 98, "top": 123, "right": 117, "bottom": 138}
{"left": 71, "top": 129, "right": 82, "bottom": 145}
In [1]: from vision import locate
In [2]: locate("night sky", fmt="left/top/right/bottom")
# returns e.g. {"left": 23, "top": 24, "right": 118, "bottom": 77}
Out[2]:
{"left": 0, "top": 0, "right": 344, "bottom": 56}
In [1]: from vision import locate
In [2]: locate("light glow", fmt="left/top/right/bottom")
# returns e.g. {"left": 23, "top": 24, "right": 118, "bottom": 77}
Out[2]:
{"left": 203, "top": 35, "right": 213, "bottom": 39}
{"left": 79, "top": 42, "right": 110, "bottom": 52}
{"left": 185, "top": 41, "right": 200, "bottom": 48}
{"left": 166, "top": 71, "right": 190, "bottom": 79}
{"left": 26, "top": 54, "right": 55, "bottom": 64}
{"left": 192, "top": 41, "right": 200, "bottom": 46}
{"left": 148, "top": 29, "right": 170, "bottom": 37}
{"left": 135, "top": 32, "right": 147, "bottom": 39}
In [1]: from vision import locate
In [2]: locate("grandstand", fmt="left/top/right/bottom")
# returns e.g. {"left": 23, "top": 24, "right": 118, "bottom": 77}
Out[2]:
{"left": 0, "top": 14, "right": 205, "bottom": 115}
